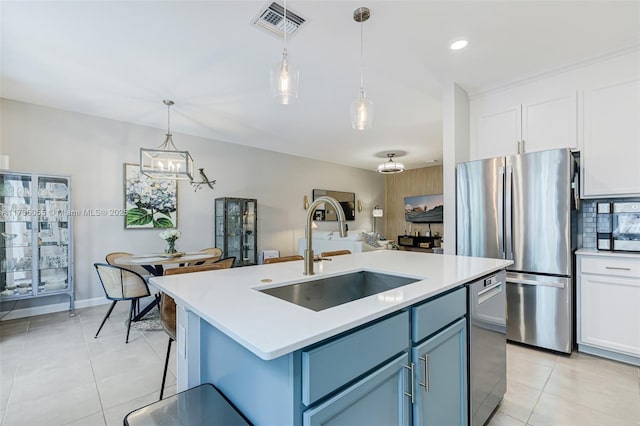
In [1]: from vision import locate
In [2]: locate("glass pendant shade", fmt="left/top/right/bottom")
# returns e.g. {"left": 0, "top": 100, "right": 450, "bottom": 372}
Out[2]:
{"left": 270, "top": 49, "right": 299, "bottom": 105}
{"left": 351, "top": 90, "right": 374, "bottom": 130}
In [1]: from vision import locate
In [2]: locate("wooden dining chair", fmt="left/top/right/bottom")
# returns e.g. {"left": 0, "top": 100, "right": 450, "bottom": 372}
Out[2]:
{"left": 159, "top": 262, "right": 233, "bottom": 400}
{"left": 263, "top": 255, "right": 304, "bottom": 264}
{"left": 214, "top": 256, "right": 236, "bottom": 268}
{"left": 105, "top": 252, "right": 150, "bottom": 277}
{"left": 187, "top": 247, "right": 223, "bottom": 266}
{"left": 320, "top": 250, "right": 352, "bottom": 257}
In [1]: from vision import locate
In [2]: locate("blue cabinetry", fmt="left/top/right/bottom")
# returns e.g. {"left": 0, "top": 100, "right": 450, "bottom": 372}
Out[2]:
{"left": 198, "top": 286, "right": 469, "bottom": 425}
{"left": 303, "top": 353, "right": 411, "bottom": 426}
{"left": 412, "top": 318, "right": 467, "bottom": 426}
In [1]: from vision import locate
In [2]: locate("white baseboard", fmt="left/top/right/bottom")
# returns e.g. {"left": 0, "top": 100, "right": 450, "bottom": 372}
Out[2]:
{"left": 0, "top": 297, "right": 110, "bottom": 321}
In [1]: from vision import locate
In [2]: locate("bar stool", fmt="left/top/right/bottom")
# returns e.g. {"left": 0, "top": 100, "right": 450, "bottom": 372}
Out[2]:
{"left": 124, "top": 383, "right": 251, "bottom": 426}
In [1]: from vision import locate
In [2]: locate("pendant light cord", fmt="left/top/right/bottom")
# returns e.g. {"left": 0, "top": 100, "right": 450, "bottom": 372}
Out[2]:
{"left": 360, "top": 15, "right": 364, "bottom": 91}
{"left": 166, "top": 102, "right": 171, "bottom": 135}
{"left": 283, "top": 0, "right": 288, "bottom": 52}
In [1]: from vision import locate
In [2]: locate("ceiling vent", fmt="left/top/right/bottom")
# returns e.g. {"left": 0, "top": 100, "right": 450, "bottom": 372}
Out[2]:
{"left": 252, "top": 2, "right": 306, "bottom": 39}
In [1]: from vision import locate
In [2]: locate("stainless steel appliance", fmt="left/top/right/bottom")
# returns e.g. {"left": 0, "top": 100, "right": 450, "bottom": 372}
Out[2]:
{"left": 612, "top": 202, "right": 640, "bottom": 252}
{"left": 469, "top": 271, "right": 506, "bottom": 426}
{"left": 457, "top": 148, "right": 579, "bottom": 354}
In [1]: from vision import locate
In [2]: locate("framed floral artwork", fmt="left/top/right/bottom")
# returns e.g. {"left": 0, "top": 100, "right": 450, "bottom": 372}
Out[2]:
{"left": 123, "top": 163, "right": 178, "bottom": 229}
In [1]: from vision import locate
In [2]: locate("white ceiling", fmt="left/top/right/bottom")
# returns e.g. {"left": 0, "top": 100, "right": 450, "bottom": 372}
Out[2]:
{"left": 2, "top": 1, "right": 639, "bottom": 171}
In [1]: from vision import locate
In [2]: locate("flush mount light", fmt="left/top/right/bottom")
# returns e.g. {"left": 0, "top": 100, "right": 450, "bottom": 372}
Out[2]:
{"left": 350, "top": 6, "right": 373, "bottom": 130}
{"left": 450, "top": 39, "right": 468, "bottom": 50}
{"left": 140, "top": 100, "right": 194, "bottom": 181}
{"left": 377, "top": 153, "right": 405, "bottom": 174}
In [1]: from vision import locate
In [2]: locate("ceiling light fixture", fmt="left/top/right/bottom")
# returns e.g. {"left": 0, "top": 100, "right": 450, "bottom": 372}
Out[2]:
{"left": 351, "top": 7, "right": 373, "bottom": 130}
{"left": 140, "top": 100, "right": 194, "bottom": 181}
{"left": 270, "top": 0, "right": 299, "bottom": 104}
{"left": 450, "top": 39, "right": 468, "bottom": 50}
{"left": 378, "top": 153, "right": 405, "bottom": 174}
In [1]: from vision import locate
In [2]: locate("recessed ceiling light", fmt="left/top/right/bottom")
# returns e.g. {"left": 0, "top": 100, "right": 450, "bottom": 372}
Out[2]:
{"left": 450, "top": 40, "right": 468, "bottom": 50}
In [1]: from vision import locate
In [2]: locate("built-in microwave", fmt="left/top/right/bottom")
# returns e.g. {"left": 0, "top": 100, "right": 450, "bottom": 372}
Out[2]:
{"left": 612, "top": 202, "right": 640, "bottom": 252}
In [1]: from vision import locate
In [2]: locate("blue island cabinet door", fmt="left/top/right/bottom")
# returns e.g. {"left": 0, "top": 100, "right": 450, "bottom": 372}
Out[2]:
{"left": 303, "top": 353, "right": 411, "bottom": 426}
{"left": 412, "top": 318, "right": 467, "bottom": 426}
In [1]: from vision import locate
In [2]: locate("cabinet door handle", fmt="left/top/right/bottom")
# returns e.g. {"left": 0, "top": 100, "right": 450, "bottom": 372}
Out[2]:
{"left": 605, "top": 266, "right": 631, "bottom": 271}
{"left": 522, "top": 139, "right": 525, "bottom": 153}
{"left": 517, "top": 140, "right": 521, "bottom": 154}
{"left": 419, "top": 354, "right": 430, "bottom": 392}
{"left": 403, "top": 363, "right": 415, "bottom": 404}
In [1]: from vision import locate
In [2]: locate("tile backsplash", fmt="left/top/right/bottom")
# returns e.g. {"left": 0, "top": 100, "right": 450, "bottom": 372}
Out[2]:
{"left": 580, "top": 198, "right": 640, "bottom": 249}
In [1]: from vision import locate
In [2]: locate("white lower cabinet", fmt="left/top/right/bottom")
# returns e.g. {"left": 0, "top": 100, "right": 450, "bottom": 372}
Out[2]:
{"left": 578, "top": 252, "right": 640, "bottom": 365}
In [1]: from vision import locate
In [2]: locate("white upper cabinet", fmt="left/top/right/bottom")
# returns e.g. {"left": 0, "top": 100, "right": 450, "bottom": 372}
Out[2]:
{"left": 522, "top": 95, "right": 578, "bottom": 153}
{"left": 475, "top": 106, "right": 521, "bottom": 159}
{"left": 582, "top": 78, "right": 640, "bottom": 198}
{"left": 472, "top": 93, "right": 577, "bottom": 160}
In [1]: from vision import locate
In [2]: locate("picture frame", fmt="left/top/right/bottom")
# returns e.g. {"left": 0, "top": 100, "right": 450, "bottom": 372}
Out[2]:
{"left": 123, "top": 163, "right": 178, "bottom": 229}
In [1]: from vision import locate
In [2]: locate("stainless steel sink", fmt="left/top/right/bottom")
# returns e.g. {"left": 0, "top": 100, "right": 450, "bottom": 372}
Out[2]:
{"left": 259, "top": 271, "right": 420, "bottom": 311}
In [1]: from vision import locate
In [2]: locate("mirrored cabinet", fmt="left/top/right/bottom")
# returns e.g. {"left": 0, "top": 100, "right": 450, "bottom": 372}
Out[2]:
{"left": 0, "top": 171, "right": 74, "bottom": 312}
{"left": 215, "top": 198, "right": 257, "bottom": 267}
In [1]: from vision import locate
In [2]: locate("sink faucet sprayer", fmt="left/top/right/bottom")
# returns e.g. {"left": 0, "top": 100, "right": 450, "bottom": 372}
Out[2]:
{"left": 304, "top": 196, "right": 347, "bottom": 275}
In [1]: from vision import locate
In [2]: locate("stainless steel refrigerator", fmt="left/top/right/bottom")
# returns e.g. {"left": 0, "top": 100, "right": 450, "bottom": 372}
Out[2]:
{"left": 457, "top": 148, "right": 579, "bottom": 354}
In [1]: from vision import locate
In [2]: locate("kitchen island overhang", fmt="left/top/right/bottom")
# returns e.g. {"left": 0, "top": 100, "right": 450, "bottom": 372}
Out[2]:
{"left": 149, "top": 250, "right": 512, "bottom": 361}
{"left": 149, "top": 250, "right": 512, "bottom": 426}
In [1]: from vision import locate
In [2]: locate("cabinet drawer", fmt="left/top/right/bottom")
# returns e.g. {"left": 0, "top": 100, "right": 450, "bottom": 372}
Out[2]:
{"left": 412, "top": 287, "right": 466, "bottom": 343}
{"left": 302, "top": 311, "right": 409, "bottom": 406}
{"left": 581, "top": 256, "right": 640, "bottom": 278}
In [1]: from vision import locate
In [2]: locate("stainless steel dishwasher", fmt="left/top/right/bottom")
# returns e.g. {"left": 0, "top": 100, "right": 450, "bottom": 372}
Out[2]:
{"left": 469, "top": 271, "right": 507, "bottom": 426}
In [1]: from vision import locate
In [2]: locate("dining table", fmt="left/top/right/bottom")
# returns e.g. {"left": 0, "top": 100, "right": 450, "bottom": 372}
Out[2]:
{"left": 113, "top": 251, "right": 221, "bottom": 321}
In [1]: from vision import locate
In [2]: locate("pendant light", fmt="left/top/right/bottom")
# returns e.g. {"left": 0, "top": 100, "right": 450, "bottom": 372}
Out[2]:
{"left": 351, "top": 7, "right": 373, "bottom": 130}
{"left": 270, "top": 0, "right": 300, "bottom": 104}
{"left": 378, "top": 153, "right": 405, "bottom": 174}
{"left": 140, "top": 100, "right": 194, "bottom": 181}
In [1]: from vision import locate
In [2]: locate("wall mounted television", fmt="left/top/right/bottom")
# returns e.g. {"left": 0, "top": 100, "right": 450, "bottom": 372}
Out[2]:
{"left": 404, "top": 194, "right": 443, "bottom": 223}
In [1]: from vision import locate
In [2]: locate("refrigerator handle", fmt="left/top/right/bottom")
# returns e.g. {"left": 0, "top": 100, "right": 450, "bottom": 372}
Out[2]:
{"left": 505, "top": 166, "right": 513, "bottom": 260}
{"left": 498, "top": 166, "right": 505, "bottom": 259}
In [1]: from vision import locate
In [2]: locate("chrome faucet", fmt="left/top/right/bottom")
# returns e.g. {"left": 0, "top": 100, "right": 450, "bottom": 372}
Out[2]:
{"left": 304, "top": 196, "right": 347, "bottom": 275}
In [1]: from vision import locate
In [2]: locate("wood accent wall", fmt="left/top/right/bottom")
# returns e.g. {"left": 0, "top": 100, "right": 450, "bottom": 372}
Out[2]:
{"left": 384, "top": 166, "right": 444, "bottom": 242}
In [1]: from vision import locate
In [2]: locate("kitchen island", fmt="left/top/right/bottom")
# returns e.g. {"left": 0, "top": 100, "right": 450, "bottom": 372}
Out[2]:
{"left": 150, "top": 250, "right": 511, "bottom": 425}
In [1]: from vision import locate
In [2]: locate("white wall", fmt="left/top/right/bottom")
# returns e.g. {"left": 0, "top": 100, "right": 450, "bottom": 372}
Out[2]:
{"left": 1, "top": 99, "right": 384, "bottom": 305}
{"left": 442, "top": 83, "right": 470, "bottom": 254}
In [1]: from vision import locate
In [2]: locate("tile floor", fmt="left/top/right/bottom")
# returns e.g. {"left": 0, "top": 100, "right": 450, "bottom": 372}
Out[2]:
{"left": 1, "top": 305, "right": 639, "bottom": 426}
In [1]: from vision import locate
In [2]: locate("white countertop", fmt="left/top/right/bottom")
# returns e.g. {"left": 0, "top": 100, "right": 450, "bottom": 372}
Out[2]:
{"left": 576, "top": 249, "right": 640, "bottom": 259}
{"left": 149, "top": 250, "right": 511, "bottom": 360}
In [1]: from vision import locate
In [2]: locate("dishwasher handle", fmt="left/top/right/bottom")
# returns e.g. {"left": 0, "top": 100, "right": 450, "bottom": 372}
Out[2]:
{"left": 478, "top": 282, "right": 503, "bottom": 304}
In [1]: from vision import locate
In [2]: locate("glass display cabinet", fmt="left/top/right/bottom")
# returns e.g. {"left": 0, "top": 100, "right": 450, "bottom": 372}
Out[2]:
{"left": 215, "top": 198, "right": 257, "bottom": 267}
{"left": 0, "top": 171, "right": 74, "bottom": 312}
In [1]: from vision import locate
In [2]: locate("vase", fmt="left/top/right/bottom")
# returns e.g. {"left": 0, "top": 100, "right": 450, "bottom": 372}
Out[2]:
{"left": 165, "top": 240, "right": 177, "bottom": 254}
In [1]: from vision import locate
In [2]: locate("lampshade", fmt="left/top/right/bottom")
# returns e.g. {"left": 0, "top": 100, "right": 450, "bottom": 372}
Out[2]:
{"left": 270, "top": 49, "right": 300, "bottom": 104}
{"left": 351, "top": 7, "right": 373, "bottom": 130}
{"left": 351, "top": 90, "right": 374, "bottom": 130}
{"left": 373, "top": 207, "right": 384, "bottom": 217}
{"left": 377, "top": 153, "right": 405, "bottom": 174}
{"left": 270, "top": 0, "right": 299, "bottom": 104}
{"left": 140, "top": 100, "right": 194, "bottom": 181}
